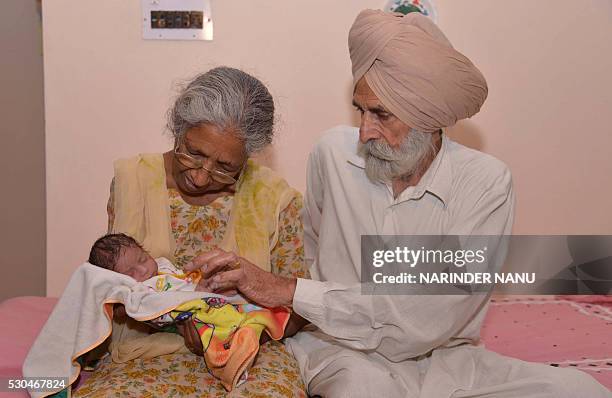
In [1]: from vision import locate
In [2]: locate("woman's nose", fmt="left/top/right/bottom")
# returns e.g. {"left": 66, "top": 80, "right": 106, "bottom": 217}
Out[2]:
{"left": 191, "top": 168, "right": 211, "bottom": 187}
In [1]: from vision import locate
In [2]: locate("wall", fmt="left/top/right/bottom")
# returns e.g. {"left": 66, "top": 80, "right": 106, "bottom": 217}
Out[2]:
{"left": 440, "top": 0, "right": 612, "bottom": 235}
{"left": 43, "top": 0, "right": 612, "bottom": 296}
{"left": 0, "top": 0, "right": 46, "bottom": 301}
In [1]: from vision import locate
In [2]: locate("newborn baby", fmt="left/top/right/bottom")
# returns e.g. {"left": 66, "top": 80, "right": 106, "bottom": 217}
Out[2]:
{"left": 88, "top": 233, "right": 202, "bottom": 292}
{"left": 87, "top": 234, "right": 289, "bottom": 391}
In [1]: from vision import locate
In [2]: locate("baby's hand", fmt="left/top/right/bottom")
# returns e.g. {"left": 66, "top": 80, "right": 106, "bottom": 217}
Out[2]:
{"left": 176, "top": 319, "right": 204, "bottom": 356}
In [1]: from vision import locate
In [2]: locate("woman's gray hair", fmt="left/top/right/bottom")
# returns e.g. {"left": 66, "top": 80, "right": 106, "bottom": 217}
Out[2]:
{"left": 167, "top": 66, "right": 275, "bottom": 154}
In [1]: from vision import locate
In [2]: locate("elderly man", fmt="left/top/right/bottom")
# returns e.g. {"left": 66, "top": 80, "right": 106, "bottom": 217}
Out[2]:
{"left": 187, "top": 9, "right": 610, "bottom": 397}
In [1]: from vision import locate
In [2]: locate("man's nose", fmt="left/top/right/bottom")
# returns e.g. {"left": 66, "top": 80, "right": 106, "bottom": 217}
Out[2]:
{"left": 359, "top": 113, "right": 379, "bottom": 144}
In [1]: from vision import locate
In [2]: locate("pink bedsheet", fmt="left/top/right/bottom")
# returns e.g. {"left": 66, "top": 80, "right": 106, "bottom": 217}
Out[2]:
{"left": 0, "top": 297, "right": 58, "bottom": 378}
{"left": 2, "top": 295, "right": 610, "bottom": 396}
{"left": 481, "top": 295, "right": 612, "bottom": 390}
{"left": 0, "top": 296, "right": 58, "bottom": 398}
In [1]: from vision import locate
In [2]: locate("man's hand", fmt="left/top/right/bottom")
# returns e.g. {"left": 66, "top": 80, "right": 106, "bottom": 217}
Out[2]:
{"left": 185, "top": 249, "right": 297, "bottom": 308}
{"left": 176, "top": 319, "right": 204, "bottom": 356}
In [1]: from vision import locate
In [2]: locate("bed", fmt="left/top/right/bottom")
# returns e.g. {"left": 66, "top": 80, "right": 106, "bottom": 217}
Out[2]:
{"left": 1, "top": 295, "right": 610, "bottom": 397}
{"left": 480, "top": 295, "right": 612, "bottom": 390}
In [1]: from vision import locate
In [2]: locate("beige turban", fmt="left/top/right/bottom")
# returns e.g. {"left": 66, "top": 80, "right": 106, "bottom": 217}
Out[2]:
{"left": 349, "top": 9, "right": 488, "bottom": 132}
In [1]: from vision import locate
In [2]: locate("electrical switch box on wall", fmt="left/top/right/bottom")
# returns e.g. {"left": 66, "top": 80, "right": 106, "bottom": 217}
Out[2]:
{"left": 142, "top": 0, "right": 213, "bottom": 41}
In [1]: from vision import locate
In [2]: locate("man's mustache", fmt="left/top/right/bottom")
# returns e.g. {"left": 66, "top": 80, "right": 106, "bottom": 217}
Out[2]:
{"left": 361, "top": 140, "right": 403, "bottom": 161}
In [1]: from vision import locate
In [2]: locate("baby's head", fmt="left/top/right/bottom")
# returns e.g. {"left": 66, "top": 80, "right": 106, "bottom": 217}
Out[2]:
{"left": 88, "top": 233, "right": 158, "bottom": 282}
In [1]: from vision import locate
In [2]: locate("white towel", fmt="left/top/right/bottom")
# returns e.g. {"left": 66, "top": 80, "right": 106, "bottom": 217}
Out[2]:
{"left": 22, "top": 263, "right": 244, "bottom": 398}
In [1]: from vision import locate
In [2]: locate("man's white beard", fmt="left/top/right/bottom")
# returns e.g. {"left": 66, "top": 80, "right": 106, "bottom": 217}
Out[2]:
{"left": 357, "top": 129, "right": 435, "bottom": 184}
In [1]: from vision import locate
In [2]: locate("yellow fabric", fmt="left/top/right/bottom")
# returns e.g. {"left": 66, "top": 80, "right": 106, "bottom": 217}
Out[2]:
{"left": 172, "top": 299, "right": 288, "bottom": 348}
{"left": 219, "top": 159, "right": 299, "bottom": 272}
{"left": 112, "top": 155, "right": 298, "bottom": 272}
{"left": 171, "top": 298, "right": 290, "bottom": 391}
{"left": 112, "top": 154, "right": 174, "bottom": 260}
{"left": 111, "top": 297, "right": 290, "bottom": 390}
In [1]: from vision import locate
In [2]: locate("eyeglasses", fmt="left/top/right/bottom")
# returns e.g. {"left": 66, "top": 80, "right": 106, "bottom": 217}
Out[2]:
{"left": 173, "top": 137, "right": 243, "bottom": 185}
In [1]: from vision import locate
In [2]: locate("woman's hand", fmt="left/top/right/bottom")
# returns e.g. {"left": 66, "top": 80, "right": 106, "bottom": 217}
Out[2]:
{"left": 185, "top": 249, "right": 297, "bottom": 308}
{"left": 176, "top": 318, "right": 204, "bottom": 356}
{"left": 113, "top": 303, "right": 128, "bottom": 322}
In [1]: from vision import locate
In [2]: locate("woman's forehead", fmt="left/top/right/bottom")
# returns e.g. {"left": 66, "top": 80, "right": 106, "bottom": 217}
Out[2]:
{"left": 184, "top": 124, "right": 246, "bottom": 160}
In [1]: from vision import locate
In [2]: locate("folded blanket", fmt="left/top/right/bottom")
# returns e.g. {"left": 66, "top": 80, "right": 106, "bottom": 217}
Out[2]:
{"left": 169, "top": 298, "right": 290, "bottom": 390}
{"left": 111, "top": 298, "right": 291, "bottom": 390}
{"left": 22, "top": 263, "right": 249, "bottom": 398}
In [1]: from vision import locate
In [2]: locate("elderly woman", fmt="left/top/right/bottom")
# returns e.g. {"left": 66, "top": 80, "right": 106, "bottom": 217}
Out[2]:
{"left": 74, "top": 67, "right": 309, "bottom": 397}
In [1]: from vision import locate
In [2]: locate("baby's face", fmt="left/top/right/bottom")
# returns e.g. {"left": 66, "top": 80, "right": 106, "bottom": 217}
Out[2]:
{"left": 114, "top": 246, "right": 158, "bottom": 282}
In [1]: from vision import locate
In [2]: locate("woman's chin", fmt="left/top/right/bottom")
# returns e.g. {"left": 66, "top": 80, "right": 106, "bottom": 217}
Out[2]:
{"left": 180, "top": 179, "right": 210, "bottom": 195}
{"left": 179, "top": 180, "right": 227, "bottom": 196}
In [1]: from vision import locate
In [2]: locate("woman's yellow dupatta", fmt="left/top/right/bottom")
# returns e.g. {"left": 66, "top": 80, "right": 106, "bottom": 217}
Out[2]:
{"left": 112, "top": 154, "right": 174, "bottom": 260}
{"left": 219, "top": 159, "right": 298, "bottom": 272}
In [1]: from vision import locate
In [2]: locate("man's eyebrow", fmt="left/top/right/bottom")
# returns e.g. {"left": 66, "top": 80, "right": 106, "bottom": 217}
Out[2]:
{"left": 352, "top": 101, "right": 390, "bottom": 114}
{"left": 369, "top": 106, "right": 390, "bottom": 114}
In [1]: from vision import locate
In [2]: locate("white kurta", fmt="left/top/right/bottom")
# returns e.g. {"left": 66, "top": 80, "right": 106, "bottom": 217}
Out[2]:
{"left": 286, "top": 126, "right": 610, "bottom": 397}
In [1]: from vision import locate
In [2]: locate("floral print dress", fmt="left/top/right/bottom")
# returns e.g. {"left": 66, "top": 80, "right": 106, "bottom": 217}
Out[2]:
{"left": 74, "top": 187, "right": 309, "bottom": 397}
